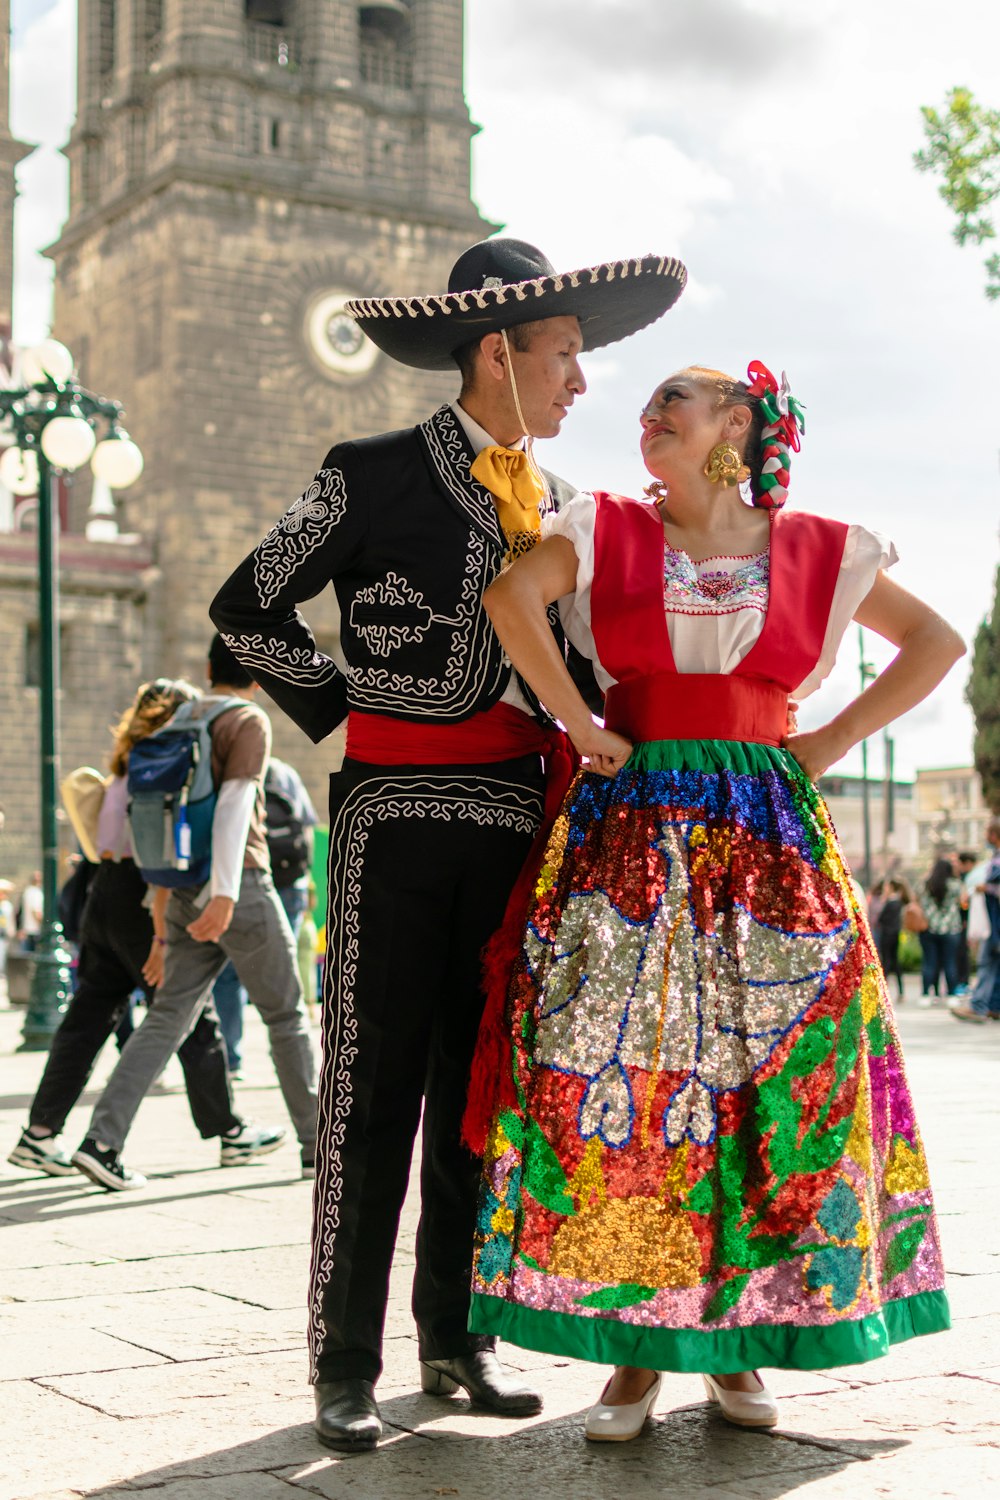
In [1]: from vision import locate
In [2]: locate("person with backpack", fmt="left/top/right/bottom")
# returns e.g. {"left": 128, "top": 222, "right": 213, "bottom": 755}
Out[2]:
{"left": 211, "top": 755, "right": 318, "bottom": 1076}
{"left": 71, "top": 637, "right": 319, "bottom": 1190}
{"left": 8, "top": 678, "right": 280, "bottom": 1179}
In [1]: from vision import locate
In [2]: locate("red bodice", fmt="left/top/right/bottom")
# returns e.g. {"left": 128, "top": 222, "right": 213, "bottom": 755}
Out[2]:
{"left": 589, "top": 493, "right": 849, "bottom": 745}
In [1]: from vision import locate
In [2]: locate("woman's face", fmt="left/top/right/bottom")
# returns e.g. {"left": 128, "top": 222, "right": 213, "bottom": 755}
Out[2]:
{"left": 639, "top": 372, "right": 739, "bottom": 484}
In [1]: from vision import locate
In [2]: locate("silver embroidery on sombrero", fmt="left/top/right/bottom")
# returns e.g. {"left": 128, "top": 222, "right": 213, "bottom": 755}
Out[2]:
{"left": 253, "top": 467, "right": 347, "bottom": 608}
{"left": 345, "top": 255, "right": 688, "bottom": 322}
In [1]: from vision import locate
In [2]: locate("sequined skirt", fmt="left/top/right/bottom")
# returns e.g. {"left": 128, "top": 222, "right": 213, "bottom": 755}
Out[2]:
{"left": 469, "top": 739, "right": 949, "bottom": 1370}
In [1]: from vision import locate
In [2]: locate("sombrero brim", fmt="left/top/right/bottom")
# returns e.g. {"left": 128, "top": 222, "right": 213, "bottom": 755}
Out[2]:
{"left": 345, "top": 254, "right": 687, "bottom": 372}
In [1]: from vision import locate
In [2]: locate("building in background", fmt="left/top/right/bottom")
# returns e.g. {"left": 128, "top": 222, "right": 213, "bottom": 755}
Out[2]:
{"left": 817, "top": 772, "right": 917, "bottom": 880}
{"left": 0, "top": 0, "right": 489, "bottom": 874}
{"left": 913, "top": 765, "right": 992, "bottom": 859}
{"left": 818, "top": 764, "right": 992, "bottom": 886}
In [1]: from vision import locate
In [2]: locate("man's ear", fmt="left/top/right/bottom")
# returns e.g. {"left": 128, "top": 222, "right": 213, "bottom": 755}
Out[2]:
{"left": 478, "top": 332, "right": 508, "bottom": 385}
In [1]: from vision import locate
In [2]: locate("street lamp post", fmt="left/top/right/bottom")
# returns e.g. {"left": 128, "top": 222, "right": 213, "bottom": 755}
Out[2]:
{"left": 0, "top": 340, "right": 144, "bottom": 1049}
{"left": 858, "top": 626, "right": 877, "bottom": 890}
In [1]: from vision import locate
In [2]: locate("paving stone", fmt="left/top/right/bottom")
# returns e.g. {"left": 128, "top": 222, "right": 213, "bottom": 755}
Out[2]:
{"left": 708, "top": 1441, "right": 1000, "bottom": 1499}
{"left": 0, "top": 1323, "right": 170, "bottom": 1381}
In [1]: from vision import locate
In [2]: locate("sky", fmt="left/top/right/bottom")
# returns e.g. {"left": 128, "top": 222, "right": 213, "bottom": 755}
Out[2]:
{"left": 11, "top": 0, "right": 1000, "bottom": 782}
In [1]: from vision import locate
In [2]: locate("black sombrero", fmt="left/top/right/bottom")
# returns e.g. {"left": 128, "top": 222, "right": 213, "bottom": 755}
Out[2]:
{"left": 345, "top": 238, "right": 688, "bottom": 372}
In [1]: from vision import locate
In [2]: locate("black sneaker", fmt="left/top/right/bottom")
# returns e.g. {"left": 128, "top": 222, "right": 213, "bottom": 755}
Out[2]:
{"left": 219, "top": 1121, "right": 287, "bottom": 1167}
{"left": 301, "top": 1150, "right": 316, "bottom": 1181}
{"left": 71, "top": 1138, "right": 147, "bottom": 1192}
{"left": 8, "top": 1128, "right": 76, "bottom": 1177}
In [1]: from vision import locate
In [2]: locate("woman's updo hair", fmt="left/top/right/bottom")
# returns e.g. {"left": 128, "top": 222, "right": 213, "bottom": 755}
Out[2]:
{"left": 108, "top": 678, "right": 201, "bottom": 776}
{"left": 682, "top": 362, "right": 804, "bottom": 510}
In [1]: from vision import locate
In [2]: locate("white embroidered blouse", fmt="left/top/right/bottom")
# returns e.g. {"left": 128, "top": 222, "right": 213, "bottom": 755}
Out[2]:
{"left": 540, "top": 493, "right": 898, "bottom": 699}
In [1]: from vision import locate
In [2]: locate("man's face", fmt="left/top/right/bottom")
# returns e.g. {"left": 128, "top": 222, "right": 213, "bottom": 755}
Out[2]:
{"left": 509, "top": 316, "right": 586, "bottom": 438}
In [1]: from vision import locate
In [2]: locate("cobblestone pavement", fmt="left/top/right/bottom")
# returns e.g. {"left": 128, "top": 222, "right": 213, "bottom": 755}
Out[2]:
{"left": 2, "top": 975, "right": 998, "bottom": 1500}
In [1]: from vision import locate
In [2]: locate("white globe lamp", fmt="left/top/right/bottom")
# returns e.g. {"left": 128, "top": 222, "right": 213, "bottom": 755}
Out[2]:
{"left": 91, "top": 431, "right": 144, "bottom": 488}
{"left": 40, "top": 411, "right": 97, "bottom": 471}
{"left": 21, "top": 339, "right": 75, "bottom": 388}
{"left": 0, "top": 445, "right": 40, "bottom": 496}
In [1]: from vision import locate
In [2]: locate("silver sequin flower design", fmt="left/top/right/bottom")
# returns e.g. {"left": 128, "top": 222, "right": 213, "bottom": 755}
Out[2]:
{"left": 254, "top": 468, "right": 347, "bottom": 608}
{"left": 528, "top": 823, "right": 854, "bottom": 1148}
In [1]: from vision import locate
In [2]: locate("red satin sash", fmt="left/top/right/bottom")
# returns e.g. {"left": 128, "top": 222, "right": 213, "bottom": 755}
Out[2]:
{"left": 604, "top": 672, "right": 789, "bottom": 747}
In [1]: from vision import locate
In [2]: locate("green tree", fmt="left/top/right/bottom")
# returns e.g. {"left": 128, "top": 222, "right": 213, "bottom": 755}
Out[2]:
{"left": 915, "top": 87, "right": 1000, "bottom": 299}
{"left": 967, "top": 567, "right": 1000, "bottom": 813}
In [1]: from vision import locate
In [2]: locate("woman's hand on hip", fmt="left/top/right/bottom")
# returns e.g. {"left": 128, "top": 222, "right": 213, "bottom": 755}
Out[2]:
{"left": 783, "top": 725, "right": 849, "bottom": 782}
{"left": 571, "top": 722, "right": 633, "bottom": 778}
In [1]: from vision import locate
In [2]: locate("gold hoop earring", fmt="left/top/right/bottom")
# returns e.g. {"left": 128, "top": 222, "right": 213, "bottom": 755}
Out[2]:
{"left": 643, "top": 481, "right": 667, "bottom": 500}
{"left": 703, "top": 443, "right": 750, "bottom": 487}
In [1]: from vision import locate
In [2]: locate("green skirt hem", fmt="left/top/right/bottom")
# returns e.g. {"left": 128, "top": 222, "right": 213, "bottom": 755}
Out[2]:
{"left": 469, "top": 1288, "right": 950, "bottom": 1372}
{"left": 626, "top": 738, "right": 801, "bottom": 777}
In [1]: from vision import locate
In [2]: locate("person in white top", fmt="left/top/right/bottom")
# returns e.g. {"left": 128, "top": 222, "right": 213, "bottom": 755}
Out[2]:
{"left": 17, "top": 871, "right": 43, "bottom": 950}
{"left": 466, "top": 360, "right": 962, "bottom": 1440}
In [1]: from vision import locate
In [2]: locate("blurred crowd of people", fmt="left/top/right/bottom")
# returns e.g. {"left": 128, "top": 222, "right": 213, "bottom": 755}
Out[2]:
{"left": 0, "top": 869, "right": 45, "bottom": 972}
{"left": 866, "top": 818, "right": 1000, "bottom": 1020}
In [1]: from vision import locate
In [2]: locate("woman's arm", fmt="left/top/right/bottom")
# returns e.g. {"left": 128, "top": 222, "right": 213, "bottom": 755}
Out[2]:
{"left": 785, "top": 571, "right": 965, "bottom": 780}
{"left": 141, "top": 885, "right": 171, "bottom": 987}
{"left": 485, "top": 537, "right": 632, "bottom": 776}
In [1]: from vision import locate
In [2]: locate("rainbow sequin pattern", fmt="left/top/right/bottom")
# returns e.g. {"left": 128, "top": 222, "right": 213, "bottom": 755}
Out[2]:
{"left": 470, "top": 746, "right": 949, "bottom": 1369}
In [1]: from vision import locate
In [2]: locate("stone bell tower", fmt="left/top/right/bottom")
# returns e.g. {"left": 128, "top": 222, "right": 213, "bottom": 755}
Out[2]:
{"left": 48, "top": 0, "right": 492, "bottom": 782}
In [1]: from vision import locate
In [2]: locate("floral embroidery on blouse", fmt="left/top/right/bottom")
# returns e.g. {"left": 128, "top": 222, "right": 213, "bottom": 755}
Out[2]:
{"left": 663, "top": 545, "right": 770, "bottom": 618}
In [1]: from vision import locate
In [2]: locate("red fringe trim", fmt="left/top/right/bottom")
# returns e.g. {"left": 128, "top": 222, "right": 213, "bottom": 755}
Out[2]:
{"left": 461, "top": 731, "right": 579, "bottom": 1155}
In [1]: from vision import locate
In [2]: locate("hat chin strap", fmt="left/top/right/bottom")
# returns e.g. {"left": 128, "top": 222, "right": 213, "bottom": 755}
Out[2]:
{"left": 500, "top": 327, "right": 547, "bottom": 491}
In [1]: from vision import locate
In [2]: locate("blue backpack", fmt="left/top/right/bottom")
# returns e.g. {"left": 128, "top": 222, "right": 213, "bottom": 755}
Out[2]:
{"left": 127, "top": 697, "right": 242, "bottom": 887}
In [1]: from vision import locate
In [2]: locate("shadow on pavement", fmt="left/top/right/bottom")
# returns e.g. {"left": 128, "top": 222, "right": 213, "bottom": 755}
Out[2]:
{"left": 0, "top": 1171, "right": 304, "bottom": 1224}
{"left": 77, "top": 1394, "right": 908, "bottom": 1499}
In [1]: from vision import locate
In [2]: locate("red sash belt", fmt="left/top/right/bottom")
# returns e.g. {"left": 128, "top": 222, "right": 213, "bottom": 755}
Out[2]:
{"left": 346, "top": 699, "right": 578, "bottom": 866}
{"left": 347, "top": 702, "right": 558, "bottom": 773}
{"left": 604, "top": 672, "right": 789, "bottom": 748}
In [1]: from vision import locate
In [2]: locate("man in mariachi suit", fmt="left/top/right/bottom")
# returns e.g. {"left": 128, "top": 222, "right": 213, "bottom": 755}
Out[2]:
{"left": 211, "top": 238, "right": 686, "bottom": 1451}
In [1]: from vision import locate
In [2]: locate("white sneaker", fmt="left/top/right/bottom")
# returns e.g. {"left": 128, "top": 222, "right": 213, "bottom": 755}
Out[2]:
{"left": 702, "top": 1371, "right": 778, "bottom": 1428}
{"left": 584, "top": 1371, "right": 661, "bottom": 1442}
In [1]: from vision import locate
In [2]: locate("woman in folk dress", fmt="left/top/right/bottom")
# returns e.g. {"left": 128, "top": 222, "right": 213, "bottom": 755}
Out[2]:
{"left": 465, "top": 362, "right": 961, "bottom": 1437}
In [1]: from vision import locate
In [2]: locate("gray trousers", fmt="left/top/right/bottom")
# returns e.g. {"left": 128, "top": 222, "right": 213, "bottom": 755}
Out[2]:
{"left": 87, "top": 869, "right": 318, "bottom": 1153}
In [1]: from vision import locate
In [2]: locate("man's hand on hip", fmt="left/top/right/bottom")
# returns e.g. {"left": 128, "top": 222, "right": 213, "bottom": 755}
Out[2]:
{"left": 186, "top": 896, "right": 235, "bottom": 943}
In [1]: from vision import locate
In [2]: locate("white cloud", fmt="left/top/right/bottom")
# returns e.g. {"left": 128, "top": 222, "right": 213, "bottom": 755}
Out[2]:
{"left": 11, "top": 0, "right": 75, "bottom": 344}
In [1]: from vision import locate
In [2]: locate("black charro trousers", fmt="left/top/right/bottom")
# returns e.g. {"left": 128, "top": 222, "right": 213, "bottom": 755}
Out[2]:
{"left": 28, "top": 858, "right": 239, "bottom": 1141}
{"left": 309, "top": 755, "right": 544, "bottom": 1384}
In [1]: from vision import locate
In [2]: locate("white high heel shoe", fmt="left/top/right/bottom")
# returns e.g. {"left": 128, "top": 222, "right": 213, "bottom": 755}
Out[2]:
{"left": 584, "top": 1371, "right": 661, "bottom": 1442}
{"left": 702, "top": 1371, "right": 778, "bottom": 1428}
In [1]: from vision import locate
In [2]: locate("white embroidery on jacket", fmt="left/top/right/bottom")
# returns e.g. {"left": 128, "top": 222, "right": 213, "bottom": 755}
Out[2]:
{"left": 347, "top": 532, "right": 508, "bottom": 715}
{"left": 253, "top": 468, "right": 348, "bottom": 608}
{"left": 220, "top": 632, "right": 341, "bottom": 687}
{"left": 348, "top": 572, "right": 462, "bottom": 658}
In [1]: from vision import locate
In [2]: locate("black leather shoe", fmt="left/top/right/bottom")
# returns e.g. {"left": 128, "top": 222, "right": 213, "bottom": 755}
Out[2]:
{"left": 314, "top": 1378, "right": 382, "bottom": 1452}
{"left": 419, "top": 1351, "right": 543, "bottom": 1415}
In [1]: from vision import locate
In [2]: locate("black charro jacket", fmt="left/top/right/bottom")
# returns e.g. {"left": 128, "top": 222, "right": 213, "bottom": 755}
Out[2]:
{"left": 210, "top": 403, "right": 601, "bottom": 744}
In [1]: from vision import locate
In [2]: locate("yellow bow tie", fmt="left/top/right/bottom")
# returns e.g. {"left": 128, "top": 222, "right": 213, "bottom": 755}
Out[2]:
{"left": 470, "top": 445, "right": 546, "bottom": 557}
